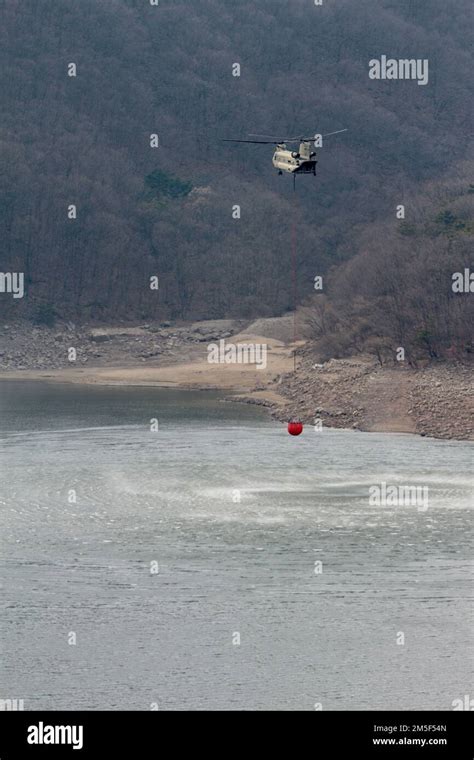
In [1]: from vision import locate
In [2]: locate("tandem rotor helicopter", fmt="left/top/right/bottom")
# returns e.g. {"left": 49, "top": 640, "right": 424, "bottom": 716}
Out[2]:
{"left": 223, "top": 129, "right": 347, "bottom": 189}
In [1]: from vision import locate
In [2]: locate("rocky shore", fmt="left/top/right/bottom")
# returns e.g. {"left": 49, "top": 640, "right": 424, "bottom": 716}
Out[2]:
{"left": 0, "top": 319, "right": 248, "bottom": 372}
{"left": 267, "top": 348, "right": 473, "bottom": 441}
{"left": 0, "top": 318, "right": 472, "bottom": 441}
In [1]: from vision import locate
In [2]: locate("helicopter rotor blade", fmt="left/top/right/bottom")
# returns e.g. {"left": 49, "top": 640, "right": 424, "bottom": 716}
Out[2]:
{"left": 222, "top": 129, "right": 348, "bottom": 145}
{"left": 248, "top": 129, "right": 348, "bottom": 142}
{"left": 321, "top": 129, "right": 348, "bottom": 137}
{"left": 248, "top": 133, "right": 300, "bottom": 142}
{"left": 297, "top": 129, "right": 348, "bottom": 140}
{"left": 222, "top": 138, "right": 280, "bottom": 144}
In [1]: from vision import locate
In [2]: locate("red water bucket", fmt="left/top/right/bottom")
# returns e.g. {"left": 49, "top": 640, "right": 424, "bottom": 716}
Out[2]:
{"left": 287, "top": 419, "right": 303, "bottom": 436}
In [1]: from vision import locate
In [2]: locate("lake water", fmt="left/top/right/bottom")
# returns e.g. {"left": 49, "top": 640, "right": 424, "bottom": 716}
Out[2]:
{"left": 1, "top": 382, "right": 472, "bottom": 710}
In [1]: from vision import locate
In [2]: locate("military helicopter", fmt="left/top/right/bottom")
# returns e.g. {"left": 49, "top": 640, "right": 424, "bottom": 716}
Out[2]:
{"left": 223, "top": 130, "right": 347, "bottom": 189}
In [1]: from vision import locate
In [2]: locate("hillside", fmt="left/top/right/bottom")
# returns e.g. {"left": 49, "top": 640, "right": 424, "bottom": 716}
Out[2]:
{"left": 0, "top": 0, "right": 473, "bottom": 327}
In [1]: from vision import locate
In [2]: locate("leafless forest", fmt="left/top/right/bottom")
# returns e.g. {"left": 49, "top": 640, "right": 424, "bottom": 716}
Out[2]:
{"left": 1, "top": 0, "right": 472, "bottom": 362}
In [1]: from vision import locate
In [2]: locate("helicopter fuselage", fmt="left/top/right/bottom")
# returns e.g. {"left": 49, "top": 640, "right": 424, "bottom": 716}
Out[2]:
{"left": 272, "top": 142, "right": 317, "bottom": 175}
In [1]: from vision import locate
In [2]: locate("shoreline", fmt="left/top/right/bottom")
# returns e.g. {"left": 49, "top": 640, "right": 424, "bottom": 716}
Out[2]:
{"left": 0, "top": 318, "right": 471, "bottom": 441}
{"left": 0, "top": 361, "right": 471, "bottom": 443}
